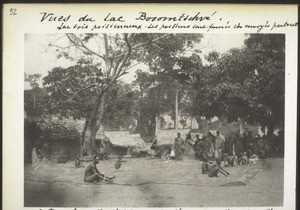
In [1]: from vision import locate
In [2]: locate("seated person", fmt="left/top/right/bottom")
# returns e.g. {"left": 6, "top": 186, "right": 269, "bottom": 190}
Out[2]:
{"left": 115, "top": 155, "right": 123, "bottom": 169}
{"left": 148, "top": 142, "right": 161, "bottom": 158}
{"left": 150, "top": 139, "right": 158, "bottom": 150}
{"left": 249, "top": 157, "right": 259, "bottom": 165}
{"left": 215, "top": 157, "right": 230, "bottom": 176}
{"left": 97, "top": 141, "right": 108, "bottom": 160}
{"left": 84, "top": 155, "right": 115, "bottom": 183}
{"left": 238, "top": 152, "right": 249, "bottom": 165}
{"left": 202, "top": 157, "right": 229, "bottom": 177}
{"left": 248, "top": 154, "right": 259, "bottom": 165}
{"left": 170, "top": 149, "right": 176, "bottom": 160}
{"left": 75, "top": 155, "right": 84, "bottom": 168}
{"left": 223, "top": 153, "right": 237, "bottom": 167}
{"left": 131, "top": 148, "right": 141, "bottom": 158}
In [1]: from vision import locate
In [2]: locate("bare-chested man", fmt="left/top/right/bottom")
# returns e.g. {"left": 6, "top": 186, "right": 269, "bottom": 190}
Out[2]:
{"left": 84, "top": 155, "right": 115, "bottom": 183}
{"left": 202, "top": 157, "right": 230, "bottom": 177}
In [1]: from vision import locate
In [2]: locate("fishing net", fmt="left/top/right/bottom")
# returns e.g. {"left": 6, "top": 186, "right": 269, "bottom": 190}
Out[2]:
{"left": 25, "top": 158, "right": 262, "bottom": 187}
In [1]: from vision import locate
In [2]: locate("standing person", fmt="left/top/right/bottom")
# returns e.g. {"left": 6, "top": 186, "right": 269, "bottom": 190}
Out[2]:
{"left": 268, "top": 133, "right": 276, "bottom": 157}
{"left": 203, "top": 132, "right": 215, "bottom": 159}
{"left": 32, "top": 142, "right": 43, "bottom": 172}
{"left": 224, "top": 135, "right": 234, "bottom": 155}
{"left": 174, "top": 132, "right": 184, "bottom": 160}
{"left": 245, "top": 131, "right": 253, "bottom": 157}
{"left": 174, "top": 138, "right": 182, "bottom": 160}
{"left": 215, "top": 131, "right": 225, "bottom": 158}
{"left": 233, "top": 133, "right": 244, "bottom": 159}
{"left": 277, "top": 130, "right": 284, "bottom": 157}
{"left": 242, "top": 133, "right": 248, "bottom": 155}
{"left": 84, "top": 155, "right": 115, "bottom": 183}
{"left": 97, "top": 140, "right": 107, "bottom": 160}
{"left": 186, "top": 131, "right": 192, "bottom": 142}
{"left": 176, "top": 132, "right": 185, "bottom": 145}
{"left": 194, "top": 134, "right": 204, "bottom": 160}
{"left": 184, "top": 131, "right": 193, "bottom": 155}
{"left": 252, "top": 134, "right": 261, "bottom": 156}
{"left": 194, "top": 134, "right": 201, "bottom": 146}
{"left": 258, "top": 134, "right": 266, "bottom": 158}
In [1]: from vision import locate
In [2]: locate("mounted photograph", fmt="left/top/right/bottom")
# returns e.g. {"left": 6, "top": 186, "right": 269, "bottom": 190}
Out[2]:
{"left": 24, "top": 33, "right": 285, "bottom": 207}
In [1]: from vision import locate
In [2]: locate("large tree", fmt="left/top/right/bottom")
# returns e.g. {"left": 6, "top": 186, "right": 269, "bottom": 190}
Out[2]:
{"left": 102, "top": 82, "right": 139, "bottom": 131}
{"left": 186, "top": 34, "right": 285, "bottom": 134}
{"left": 133, "top": 52, "right": 203, "bottom": 137}
{"left": 24, "top": 73, "right": 49, "bottom": 118}
{"left": 46, "top": 33, "right": 202, "bottom": 155}
{"left": 244, "top": 34, "right": 285, "bottom": 134}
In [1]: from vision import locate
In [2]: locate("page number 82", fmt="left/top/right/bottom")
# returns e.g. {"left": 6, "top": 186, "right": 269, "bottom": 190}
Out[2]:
{"left": 9, "top": 8, "right": 17, "bottom": 15}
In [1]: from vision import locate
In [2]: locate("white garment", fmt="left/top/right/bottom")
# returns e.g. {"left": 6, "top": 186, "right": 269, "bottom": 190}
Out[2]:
{"left": 170, "top": 150, "right": 175, "bottom": 157}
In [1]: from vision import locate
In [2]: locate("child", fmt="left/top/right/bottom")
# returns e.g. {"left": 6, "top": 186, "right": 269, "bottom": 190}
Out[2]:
{"left": 75, "top": 155, "right": 84, "bottom": 168}
{"left": 223, "top": 153, "right": 237, "bottom": 167}
{"left": 169, "top": 149, "right": 176, "bottom": 160}
{"left": 115, "top": 155, "right": 123, "bottom": 169}
{"left": 248, "top": 154, "right": 259, "bottom": 165}
{"left": 238, "top": 152, "right": 249, "bottom": 165}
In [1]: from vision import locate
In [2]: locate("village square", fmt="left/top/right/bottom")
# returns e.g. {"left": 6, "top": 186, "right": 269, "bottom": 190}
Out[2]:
{"left": 24, "top": 33, "right": 285, "bottom": 207}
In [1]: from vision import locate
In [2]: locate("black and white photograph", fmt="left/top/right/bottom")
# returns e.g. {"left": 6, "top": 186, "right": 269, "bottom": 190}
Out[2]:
{"left": 3, "top": 4, "right": 298, "bottom": 210}
{"left": 23, "top": 33, "right": 285, "bottom": 207}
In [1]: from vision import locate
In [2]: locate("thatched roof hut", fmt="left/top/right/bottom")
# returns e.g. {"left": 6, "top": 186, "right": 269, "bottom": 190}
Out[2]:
{"left": 105, "top": 132, "right": 147, "bottom": 148}
{"left": 38, "top": 118, "right": 81, "bottom": 163}
{"left": 39, "top": 119, "right": 80, "bottom": 140}
{"left": 95, "top": 131, "right": 147, "bottom": 156}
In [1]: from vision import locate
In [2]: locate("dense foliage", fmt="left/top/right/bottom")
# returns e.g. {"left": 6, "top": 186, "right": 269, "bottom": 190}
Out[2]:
{"left": 24, "top": 33, "right": 285, "bottom": 153}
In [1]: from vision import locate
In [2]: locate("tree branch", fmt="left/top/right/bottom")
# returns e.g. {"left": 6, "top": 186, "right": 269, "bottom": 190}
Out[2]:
{"left": 113, "top": 33, "right": 132, "bottom": 81}
{"left": 60, "top": 83, "right": 101, "bottom": 102}
{"left": 103, "top": 33, "right": 112, "bottom": 75}
{"left": 66, "top": 33, "right": 106, "bottom": 61}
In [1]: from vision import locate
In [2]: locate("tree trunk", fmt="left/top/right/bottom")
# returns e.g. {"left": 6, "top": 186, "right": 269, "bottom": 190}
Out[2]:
{"left": 175, "top": 89, "right": 179, "bottom": 130}
{"left": 81, "top": 120, "right": 89, "bottom": 146}
{"left": 196, "top": 116, "right": 203, "bottom": 130}
{"left": 238, "top": 118, "right": 245, "bottom": 136}
{"left": 33, "top": 92, "right": 36, "bottom": 110}
{"left": 155, "top": 114, "right": 160, "bottom": 131}
{"left": 81, "top": 92, "right": 108, "bottom": 156}
{"left": 266, "top": 120, "right": 275, "bottom": 137}
{"left": 219, "top": 120, "right": 223, "bottom": 129}
{"left": 137, "top": 112, "right": 156, "bottom": 140}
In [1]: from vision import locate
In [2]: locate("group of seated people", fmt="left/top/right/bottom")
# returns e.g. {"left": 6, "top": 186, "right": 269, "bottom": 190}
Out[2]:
{"left": 194, "top": 130, "right": 284, "bottom": 162}
{"left": 75, "top": 129, "right": 284, "bottom": 182}
{"left": 195, "top": 129, "right": 286, "bottom": 177}
{"left": 201, "top": 151, "right": 262, "bottom": 178}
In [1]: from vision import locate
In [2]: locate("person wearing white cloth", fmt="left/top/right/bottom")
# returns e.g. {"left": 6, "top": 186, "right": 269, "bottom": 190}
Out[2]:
{"left": 214, "top": 131, "right": 225, "bottom": 158}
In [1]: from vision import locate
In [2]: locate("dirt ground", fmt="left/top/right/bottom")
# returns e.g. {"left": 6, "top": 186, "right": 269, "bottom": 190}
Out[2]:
{"left": 24, "top": 157, "right": 284, "bottom": 207}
